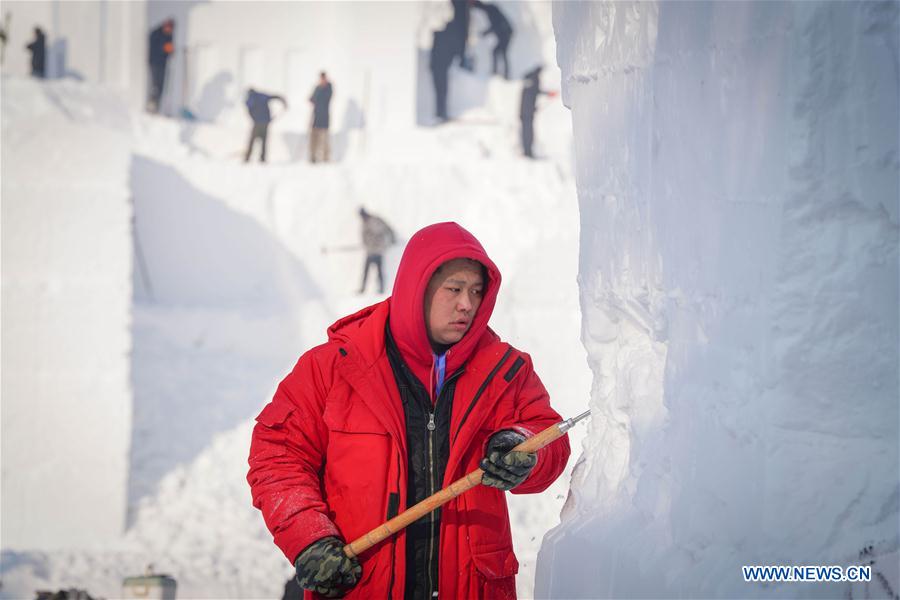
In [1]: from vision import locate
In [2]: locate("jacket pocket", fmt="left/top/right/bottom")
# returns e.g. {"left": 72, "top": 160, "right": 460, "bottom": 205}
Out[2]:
{"left": 322, "top": 397, "right": 392, "bottom": 525}
{"left": 250, "top": 402, "right": 294, "bottom": 461}
{"left": 256, "top": 401, "right": 293, "bottom": 428}
{"left": 471, "top": 549, "right": 518, "bottom": 599}
{"left": 463, "top": 473, "right": 513, "bottom": 553}
{"left": 323, "top": 393, "right": 388, "bottom": 435}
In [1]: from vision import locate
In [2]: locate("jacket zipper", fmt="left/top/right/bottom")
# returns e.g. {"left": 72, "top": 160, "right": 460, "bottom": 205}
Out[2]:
{"left": 426, "top": 411, "right": 436, "bottom": 600}
{"left": 424, "top": 368, "right": 462, "bottom": 600}
{"left": 427, "top": 351, "right": 438, "bottom": 600}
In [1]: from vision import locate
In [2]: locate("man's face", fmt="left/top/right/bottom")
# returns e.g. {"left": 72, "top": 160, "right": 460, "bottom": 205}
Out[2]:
{"left": 424, "top": 260, "right": 485, "bottom": 347}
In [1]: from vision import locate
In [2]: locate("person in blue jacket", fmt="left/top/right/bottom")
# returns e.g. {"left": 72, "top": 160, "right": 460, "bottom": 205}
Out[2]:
{"left": 244, "top": 88, "right": 287, "bottom": 163}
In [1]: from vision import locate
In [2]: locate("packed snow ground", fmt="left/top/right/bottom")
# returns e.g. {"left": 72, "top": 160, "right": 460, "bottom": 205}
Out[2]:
{"left": 1, "top": 72, "right": 588, "bottom": 599}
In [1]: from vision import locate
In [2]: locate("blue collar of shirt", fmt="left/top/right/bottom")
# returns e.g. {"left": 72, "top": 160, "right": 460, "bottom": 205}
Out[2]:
{"left": 433, "top": 352, "right": 447, "bottom": 398}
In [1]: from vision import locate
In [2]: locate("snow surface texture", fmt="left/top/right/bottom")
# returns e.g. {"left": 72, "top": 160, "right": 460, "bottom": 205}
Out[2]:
{"left": 0, "top": 38, "right": 588, "bottom": 599}
{"left": 1, "top": 77, "right": 133, "bottom": 548}
{"left": 538, "top": 2, "right": 899, "bottom": 599}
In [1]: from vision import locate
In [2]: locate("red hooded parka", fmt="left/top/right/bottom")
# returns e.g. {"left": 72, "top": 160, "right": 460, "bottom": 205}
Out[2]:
{"left": 248, "top": 222, "right": 570, "bottom": 599}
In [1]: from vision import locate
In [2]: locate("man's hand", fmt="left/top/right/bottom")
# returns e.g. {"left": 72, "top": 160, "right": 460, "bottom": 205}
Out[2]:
{"left": 480, "top": 429, "right": 537, "bottom": 491}
{"left": 294, "top": 536, "right": 362, "bottom": 598}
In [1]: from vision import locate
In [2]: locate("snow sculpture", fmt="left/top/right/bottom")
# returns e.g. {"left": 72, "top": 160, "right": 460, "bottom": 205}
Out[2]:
{"left": 1, "top": 79, "right": 133, "bottom": 548}
{"left": 539, "top": 2, "right": 899, "bottom": 597}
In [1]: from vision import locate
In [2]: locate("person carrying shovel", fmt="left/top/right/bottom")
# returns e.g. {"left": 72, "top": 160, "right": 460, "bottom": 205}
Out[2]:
{"left": 248, "top": 222, "right": 571, "bottom": 599}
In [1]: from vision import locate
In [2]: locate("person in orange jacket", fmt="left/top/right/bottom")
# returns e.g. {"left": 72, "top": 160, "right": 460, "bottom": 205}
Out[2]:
{"left": 148, "top": 18, "right": 174, "bottom": 113}
{"left": 248, "top": 222, "right": 570, "bottom": 599}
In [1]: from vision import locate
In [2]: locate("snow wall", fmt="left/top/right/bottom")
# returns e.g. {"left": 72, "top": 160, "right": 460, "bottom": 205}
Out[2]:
{"left": 414, "top": 1, "right": 553, "bottom": 124}
{"left": 1, "top": 78, "right": 133, "bottom": 548}
{"left": 184, "top": 1, "right": 417, "bottom": 135}
{"left": 142, "top": 1, "right": 419, "bottom": 162}
{"left": 539, "top": 2, "right": 900, "bottom": 598}
{"left": 2, "top": 0, "right": 147, "bottom": 110}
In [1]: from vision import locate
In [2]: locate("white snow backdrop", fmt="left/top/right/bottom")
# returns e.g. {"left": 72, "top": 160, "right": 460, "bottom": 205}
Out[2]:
{"left": 538, "top": 2, "right": 899, "bottom": 599}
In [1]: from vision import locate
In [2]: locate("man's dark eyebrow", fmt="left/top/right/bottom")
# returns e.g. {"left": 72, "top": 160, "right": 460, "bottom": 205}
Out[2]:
{"left": 445, "top": 278, "right": 484, "bottom": 287}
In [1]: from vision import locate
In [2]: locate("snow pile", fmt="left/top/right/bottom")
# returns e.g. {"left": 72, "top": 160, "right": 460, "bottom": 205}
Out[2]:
{"left": 1, "top": 59, "right": 586, "bottom": 599}
{"left": 1, "top": 77, "right": 133, "bottom": 548}
{"left": 538, "top": 2, "right": 899, "bottom": 598}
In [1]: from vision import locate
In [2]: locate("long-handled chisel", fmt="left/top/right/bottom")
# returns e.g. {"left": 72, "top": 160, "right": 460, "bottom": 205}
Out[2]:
{"left": 344, "top": 409, "right": 592, "bottom": 558}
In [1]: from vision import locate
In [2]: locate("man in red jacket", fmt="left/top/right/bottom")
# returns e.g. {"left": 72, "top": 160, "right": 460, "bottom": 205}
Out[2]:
{"left": 248, "top": 222, "right": 570, "bottom": 599}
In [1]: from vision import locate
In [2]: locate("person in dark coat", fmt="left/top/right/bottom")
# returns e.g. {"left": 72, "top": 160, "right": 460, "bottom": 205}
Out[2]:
{"left": 473, "top": 1, "right": 513, "bottom": 79}
{"left": 430, "top": 26, "right": 456, "bottom": 122}
{"left": 26, "top": 27, "right": 46, "bottom": 78}
{"left": 520, "top": 66, "right": 556, "bottom": 158}
{"left": 244, "top": 88, "right": 287, "bottom": 163}
{"left": 449, "top": 0, "right": 472, "bottom": 70}
{"left": 309, "top": 71, "right": 333, "bottom": 163}
{"left": 147, "top": 18, "right": 174, "bottom": 113}
{"left": 358, "top": 207, "right": 397, "bottom": 295}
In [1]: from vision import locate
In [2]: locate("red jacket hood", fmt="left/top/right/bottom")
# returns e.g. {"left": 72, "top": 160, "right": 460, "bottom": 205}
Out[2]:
{"left": 390, "top": 222, "right": 501, "bottom": 383}
{"left": 327, "top": 222, "right": 501, "bottom": 390}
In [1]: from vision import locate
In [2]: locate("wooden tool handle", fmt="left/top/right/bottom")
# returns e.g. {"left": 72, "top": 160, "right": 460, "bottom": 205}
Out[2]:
{"left": 510, "top": 423, "right": 565, "bottom": 455}
{"left": 344, "top": 422, "right": 566, "bottom": 558}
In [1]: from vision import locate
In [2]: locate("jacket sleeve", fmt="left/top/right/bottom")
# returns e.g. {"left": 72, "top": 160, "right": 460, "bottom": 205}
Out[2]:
{"left": 506, "top": 355, "right": 571, "bottom": 495}
{"left": 247, "top": 350, "right": 339, "bottom": 563}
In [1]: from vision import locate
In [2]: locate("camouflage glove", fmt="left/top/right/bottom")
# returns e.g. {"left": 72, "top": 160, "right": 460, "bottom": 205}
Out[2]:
{"left": 294, "top": 536, "right": 362, "bottom": 598}
{"left": 480, "top": 429, "right": 537, "bottom": 491}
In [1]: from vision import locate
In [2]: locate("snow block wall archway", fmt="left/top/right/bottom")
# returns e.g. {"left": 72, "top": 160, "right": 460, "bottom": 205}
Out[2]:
{"left": 540, "top": 2, "right": 899, "bottom": 598}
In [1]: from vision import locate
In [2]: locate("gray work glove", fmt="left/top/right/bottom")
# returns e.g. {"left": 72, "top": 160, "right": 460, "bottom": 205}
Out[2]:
{"left": 480, "top": 429, "right": 537, "bottom": 491}
{"left": 294, "top": 536, "right": 362, "bottom": 598}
